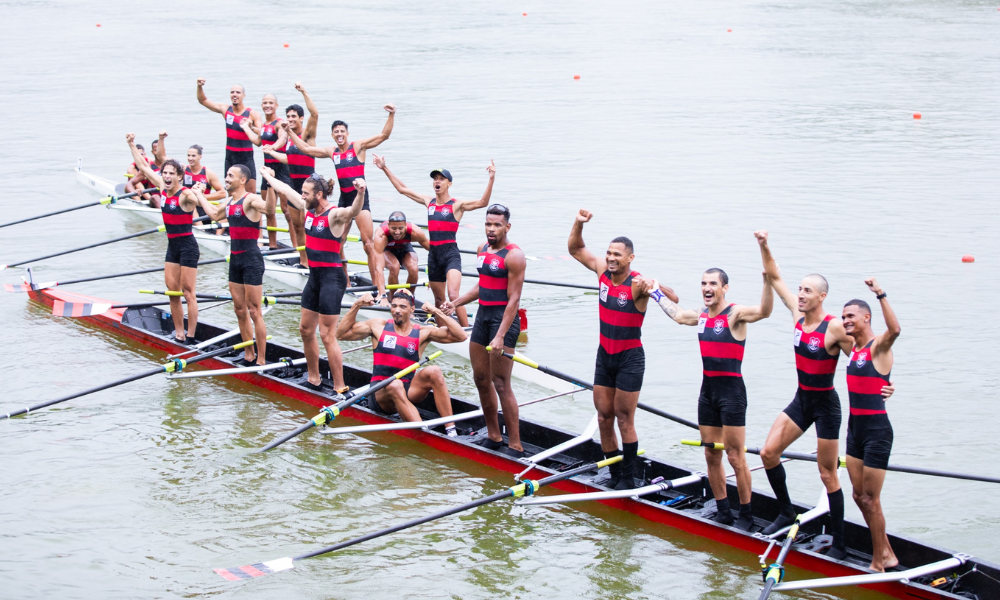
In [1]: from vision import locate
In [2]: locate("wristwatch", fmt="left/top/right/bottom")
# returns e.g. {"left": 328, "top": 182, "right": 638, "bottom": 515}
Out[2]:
{"left": 875, "top": 292, "right": 887, "bottom": 300}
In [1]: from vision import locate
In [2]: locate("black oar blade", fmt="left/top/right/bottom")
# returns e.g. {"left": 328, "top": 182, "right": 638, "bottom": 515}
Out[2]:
{"left": 214, "top": 557, "right": 294, "bottom": 580}
{"left": 258, "top": 421, "right": 316, "bottom": 452}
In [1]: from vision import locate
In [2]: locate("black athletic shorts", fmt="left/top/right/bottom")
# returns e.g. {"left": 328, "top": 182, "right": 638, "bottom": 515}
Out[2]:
{"left": 386, "top": 245, "right": 416, "bottom": 264}
{"left": 427, "top": 244, "right": 463, "bottom": 283}
{"left": 224, "top": 151, "right": 256, "bottom": 179}
{"left": 290, "top": 178, "right": 306, "bottom": 195}
{"left": 164, "top": 235, "right": 200, "bottom": 269}
{"left": 698, "top": 375, "right": 748, "bottom": 428}
{"left": 260, "top": 163, "right": 292, "bottom": 192}
{"left": 593, "top": 345, "right": 645, "bottom": 393}
{"left": 228, "top": 250, "right": 265, "bottom": 286}
{"left": 338, "top": 187, "right": 371, "bottom": 212}
{"left": 367, "top": 380, "right": 411, "bottom": 415}
{"left": 783, "top": 388, "right": 842, "bottom": 440}
{"left": 470, "top": 305, "right": 520, "bottom": 348}
{"left": 300, "top": 266, "right": 347, "bottom": 315}
{"left": 846, "top": 415, "right": 893, "bottom": 470}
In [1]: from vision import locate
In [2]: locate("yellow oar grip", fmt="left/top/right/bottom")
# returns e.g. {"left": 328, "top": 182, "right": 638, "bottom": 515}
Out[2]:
{"left": 100, "top": 197, "right": 113, "bottom": 205}
{"left": 426, "top": 350, "right": 443, "bottom": 361}
{"left": 386, "top": 283, "right": 417, "bottom": 290}
{"left": 486, "top": 348, "right": 539, "bottom": 369}
{"left": 139, "top": 289, "right": 154, "bottom": 294}
{"left": 839, "top": 456, "right": 847, "bottom": 468}
{"left": 232, "top": 340, "right": 257, "bottom": 350}
{"left": 596, "top": 449, "right": 645, "bottom": 468}
{"left": 346, "top": 259, "right": 368, "bottom": 265}
{"left": 165, "top": 290, "right": 183, "bottom": 297}
{"left": 266, "top": 226, "right": 289, "bottom": 232}
{"left": 681, "top": 440, "right": 748, "bottom": 451}
{"left": 157, "top": 225, "right": 166, "bottom": 232}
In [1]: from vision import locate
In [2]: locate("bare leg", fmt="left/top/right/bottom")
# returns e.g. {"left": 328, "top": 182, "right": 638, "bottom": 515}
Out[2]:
{"left": 592, "top": 384, "right": 619, "bottom": 454}
{"left": 402, "top": 252, "right": 420, "bottom": 285}
{"left": 723, "top": 425, "right": 751, "bottom": 504}
{"left": 355, "top": 210, "right": 377, "bottom": 284}
{"left": 375, "top": 380, "right": 421, "bottom": 422}
{"left": 490, "top": 346, "right": 520, "bottom": 451}
{"left": 429, "top": 281, "right": 447, "bottom": 311}
{"left": 470, "top": 342, "right": 501, "bottom": 443}
{"left": 164, "top": 262, "right": 185, "bottom": 340}
{"left": 406, "top": 366, "right": 454, "bottom": 428}
{"left": 229, "top": 283, "right": 255, "bottom": 362}
{"left": 246, "top": 178, "right": 257, "bottom": 194}
{"left": 244, "top": 283, "right": 267, "bottom": 365}
{"left": 384, "top": 251, "right": 401, "bottom": 287}
{"left": 299, "top": 308, "right": 322, "bottom": 385}
{"left": 280, "top": 196, "right": 296, "bottom": 248}
{"left": 847, "top": 457, "right": 896, "bottom": 571}
{"left": 700, "top": 425, "right": 727, "bottom": 501}
{"left": 760, "top": 413, "right": 805, "bottom": 468}
{"left": 816, "top": 438, "right": 841, "bottom": 493}
{"left": 445, "top": 268, "right": 468, "bottom": 327}
{"left": 265, "top": 187, "right": 278, "bottom": 248}
{"left": 318, "top": 313, "right": 344, "bottom": 390}
{"left": 179, "top": 265, "right": 199, "bottom": 337}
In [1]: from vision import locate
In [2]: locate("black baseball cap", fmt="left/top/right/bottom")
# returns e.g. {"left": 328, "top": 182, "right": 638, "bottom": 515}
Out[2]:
{"left": 429, "top": 169, "right": 453, "bottom": 182}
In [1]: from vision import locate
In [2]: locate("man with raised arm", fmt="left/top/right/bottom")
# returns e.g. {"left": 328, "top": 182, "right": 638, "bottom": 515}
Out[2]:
{"left": 261, "top": 83, "right": 318, "bottom": 266}
{"left": 568, "top": 210, "right": 657, "bottom": 489}
{"left": 152, "top": 131, "right": 226, "bottom": 206}
{"left": 646, "top": 238, "right": 773, "bottom": 529}
{"left": 842, "top": 279, "right": 900, "bottom": 572}
{"left": 338, "top": 290, "right": 466, "bottom": 434}
{"left": 196, "top": 79, "right": 263, "bottom": 193}
{"left": 259, "top": 168, "right": 364, "bottom": 393}
{"left": 284, "top": 105, "right": 396, "bottom": 284}
{"left": 445, "top": 204, "right": 526, "bottom": 456}
{"left": 126, "top": 133, "right": 215, "bottom": 344}
{"left": 195, "top": 165, "right": 276, "bottom": 366}
{"left": 125, "top": 141, "right": 162, "bottom": 207}
{"left": 372, "top": 211, "right": 431, "bottom": 305}
{"left": 373, "top": 155, "right": 496, "bottom": 326}
{"left": 241, "top": 93, "right": 287, "bottom": 250}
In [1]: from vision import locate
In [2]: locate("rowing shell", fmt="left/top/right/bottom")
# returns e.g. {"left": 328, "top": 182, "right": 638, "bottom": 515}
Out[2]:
{"left": 24, "top": 284, "right": 1000, "bottom": 600}
{"left": 74, "top": 161, "right": 572, "bottom": 393}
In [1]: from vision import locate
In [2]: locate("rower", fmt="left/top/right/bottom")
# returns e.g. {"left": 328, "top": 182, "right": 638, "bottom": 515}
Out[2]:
{"left": 259, "top": 168, "right": 364, "bottom": 392}
{"left": 260, "top": 83, "right": 318, "bottom": 267}
{"left": 196, "top": 79, "right": 262, "bottom": 193}
{"left": 125, "top": 142, "right": 162, "bottom": 207}
{"left": 842, "top": 279, "right": 900, "bottom": 572}
{"left": 337, "top": 290, "right": 466, "bottom": 433}
{"left": 372, "top": 211, "right": 430, "bottom": 305}
{"left": 756, "top": 230, "right": 856, "bottom": 558}
{"left": 125, "top": 133, "right": 215, "bottom": 343}
{"left": 646, "top": 239, "right": 773, "bottom": 529}
{"left": 445, "top": 204, "right": 526, "bottom": 455}
{"left": 285, "top": 104, "right": 396, "bottom": 285}
{"left": 373, "top": 155, "right": 496, "bottom": 326}
{"left": 151, "top": 131, "right": 227, "bottom": 208}
{"left": 568, "top": 209, "right": 653, "bottom": 489}
{"left": 195, "top": 165, "right": 276, "bottom": 366}
{"left": 242, "top": 93, "right": 287, "bottom": 250}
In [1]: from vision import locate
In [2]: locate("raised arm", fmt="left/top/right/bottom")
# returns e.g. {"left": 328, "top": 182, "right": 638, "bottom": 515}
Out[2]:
{"left": 423, "top": 302, "right": 468, "bottom": 344}
{"left": 241, "top": 116, "right": 262, "bottom": 146}
{"left": 732, "top": 272, "right": 775, "bottom": 325}
{"left": 193, "top": 186, "right": 227, "bottom": 222}
{"left": 196, "top": 79, "right": 227, "bottom": 114}
{"left": 454, "top": 161, "right": 496, "bottom": 218}
{"left": 648, "top": 280, "right": 700, "bottom": 325}
{"left": 295, "top": 82, "right": 319, "bottom": 140}
{"left": 203, "top": 168, "right": 227, "bottom": 201}
{"left": 410, "top": 226, "right": 431, "bottom": 251}
{"left": 262, "top": 145, "right": 289, "bottom": 164}
{"left": 283, "top": 122, "right": 331, "bottom": 158}
{"left": 355, "top": 104, "right": 395, "bottom": 152}
{"left": 568, "top": 209, "right": 606, "bottom": 274}
{"left": 154, "top": 131, "right": 169, "bottom": 164}
{"left": 371, "top": 154, "right": 430, "bottom": 205}
{"left": 125, "top": 133, "right": 163, "bottom": 189}
{"left": 259, "top": 167, "right": 305, "bottom": 211}
{"left": 335, "top": 295, "right": 377, "bottom": 341}
{"left": 755, "top": 229, "right": 799, "bottom": 320}
{"left": 867, "top": 277, "right": 901, "bottom": 354}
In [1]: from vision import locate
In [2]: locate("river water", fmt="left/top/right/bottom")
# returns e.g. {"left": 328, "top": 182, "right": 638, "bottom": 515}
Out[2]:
{"left": 1, "top": 1, "right": 998, "bottom": 598}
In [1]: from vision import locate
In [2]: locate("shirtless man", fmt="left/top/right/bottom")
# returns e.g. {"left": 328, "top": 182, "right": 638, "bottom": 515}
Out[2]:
{"left": 196, "top": 79, "right": 263, "bottom": 193}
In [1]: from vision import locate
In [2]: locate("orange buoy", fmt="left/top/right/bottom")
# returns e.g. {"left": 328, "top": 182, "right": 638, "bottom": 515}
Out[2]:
{"left": 573, "top": 75, "right": 581, "bottom": 80}
{"left": 727, "top": 28, "right": 732, "bottom": 32}
{"left": 913, "top": 112, "right": 922, "bottom": 119}
{"left": 522, "top": 12, "right": 527, "bottom": 16}
{"left": 962, "top": 255, "right": 975, "bottom": 263}
{"left": 283, "top": 43, "right": 289, "bottom": 48}
{"left": 96, "top": 23, "right": 101, "bottom": 27}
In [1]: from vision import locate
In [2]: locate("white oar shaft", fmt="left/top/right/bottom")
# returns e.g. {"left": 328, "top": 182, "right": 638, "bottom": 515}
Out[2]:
{"left": 765, "top": 487, "right": 830, "bottom": 539}
{"left": 515, "top": 412, "right": 598, "bottom": 480}
{"left": 516, "top": 474, "right": 704, "bottom": 506}
{"left": 166, "top": 358, "right": 307, "bottom": 379}
{"left": 773, "top": 556, "right": 966, "bottom": 592}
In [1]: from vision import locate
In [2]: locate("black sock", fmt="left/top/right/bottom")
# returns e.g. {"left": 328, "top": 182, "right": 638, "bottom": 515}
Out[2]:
{"left": 714, "top": 497, "right": 734, "bottom": 524}
{"left": 828, "top": 489, "right": 846, "bottom": 551}
{"left": 620, "top": 441, "right": 639, "bottom": 481}
{"left": 604, "top": 448, "right": 623, "bottom": 486}
{"left": 739, "top": 502, "right": 753, "bottom": 518}
{"left": 765, "top": 464, "right": 794, "bottom": 515}
{"left": 733, "top": 501, "right": 754, "bottom": 530}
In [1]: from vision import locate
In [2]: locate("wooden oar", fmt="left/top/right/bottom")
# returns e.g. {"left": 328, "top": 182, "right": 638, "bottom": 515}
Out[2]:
{"left": 257, "top": 351, "right": 443, "bottom": 452}
{"left": 0, "top": 214, "right": 211, "bottom": 270}
{"left": 0, "top": 190, "right": 152, "bottom": 229}
{"left": 1, "top": 338, "right": 258, "bottom": 419}
{"left": 683, "top": 440, "right": 1000, "bottom": 485}
{"left": 213, "top": 452, "right": 628, "bottom": 580}
{"left": 489, "top": 348, "right": 700, "bottom": 430}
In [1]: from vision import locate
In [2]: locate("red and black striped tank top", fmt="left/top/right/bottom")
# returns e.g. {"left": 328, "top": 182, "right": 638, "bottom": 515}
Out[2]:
{"left": 598, "top": 270, "right": 645, "bottom": 354}
{"left": 285, "top": 138, "right": 315, "bottom": 180}
{"left": 698, "top": 304, "right": 745, "bottom": 377}
{"left": 224, "top": 106, "right": 253, "bottom": 153}
{"left": 477, "top": 243, "right": 519, "bottom": 306}
{"left": 183, "top": 166, "right": 213, "bottom": 193}
{"left": 260, "top": 119, "right": 282, "bottom": 165}
{"left": 304, "top": 206, "right": 343, "bottom": 268}
{"left": 382, "top": 222, "right": 413, "bottom": 249}
{"left": 330, "top": 142, "right": 364, "bottom": 193}
{"left": 226, "top": 195, "right": 259, "bottom": 254}
{"left": 793, "top": 315, "right": 840, "bottom": 391}
{"left": 371, "top": 323, "right": 421, "bottom": 383}
{"left": 847, "top": 340, "right": 890, "bottom": 418}
{"left": 160, "top": 190, "right": 193, "bottom": 239}
{"left": 427, "top": 200, "right": 458, "bottom": 246}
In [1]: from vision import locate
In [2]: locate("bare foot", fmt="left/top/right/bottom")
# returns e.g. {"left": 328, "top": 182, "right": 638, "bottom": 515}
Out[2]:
{"left": 868, "top": 562, "right": 886, "bottom": 573}
{"left": 883, "top": 556, "right": 899, "bottom": 570}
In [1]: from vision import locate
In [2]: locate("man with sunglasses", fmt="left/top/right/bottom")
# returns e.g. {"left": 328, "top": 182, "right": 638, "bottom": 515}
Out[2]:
{"left": 260, "top": 167, "right": 365, "bottom": 393}
{"left": 372, "top": 211, "right": 431, "bottom": 305}
{"left": 338, "top": 289, "right": 466, "bottom": 434}
{"left": 373, "top": 155, "right": 496, "bottom": 327}
{"left": 445, "top": 204, "right": 527, "bottom": 456}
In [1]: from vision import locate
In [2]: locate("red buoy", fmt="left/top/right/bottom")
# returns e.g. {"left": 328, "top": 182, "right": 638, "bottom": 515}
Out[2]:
{"left": 573, "top": 75, "right": 581, "bottom": 80}
{"left": 913, "top": 112, "right": 922, "bottom": 119}
{"left": 962, "top": 255, "right": 975, "bottom": 263}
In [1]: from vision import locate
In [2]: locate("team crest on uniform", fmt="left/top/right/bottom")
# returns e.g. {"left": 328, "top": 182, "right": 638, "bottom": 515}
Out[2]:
{"left": 617, "top": 291, "right": 628, "bottom": 307}
{"left": 807, "top": 337, "right": 820, "bottom": 352}
{"left": 714, "top": 319, "right": 724, "bottom": 334}
{"left": 168, "top": 199, "right": 178, "bottom": 208}
{"left": 346, "top": 153, "right": 354, "bottom": 162}
{"left": 406, "top": 341, "right": 417, "bottom": 354}
{"left": 234, "top": 206, "right": 243, "bottom": 217}
{"left": 315, "top": 220, "right": 325, "bottom": 232}
{"left": 490, "top": 258, "right": 500, "bottom": 271}
{"left": 383, "top": 335, "right": 397, "bottom": 349}
{"left": 441, "top": 207, "right": 451, "bottom": 215}
{"left": 855, "top": 352, "right": 867, "bottom": 368}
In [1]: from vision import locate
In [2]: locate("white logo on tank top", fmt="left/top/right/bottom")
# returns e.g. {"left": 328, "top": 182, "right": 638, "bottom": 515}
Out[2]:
{"left": 304, "top": 216, "right": 313, "bottom": 229}
{"left": 477, "top": 255, "right": 485, "bottom": 269}
{"left": 226, "top": 114, "right": 234, "bottom": 125}
{"left": 599, "top": 282, "right": 609, "bottom": 303}
{"left": 383, "top": 335, "right": 397, "bottom": 349}
{"left": 698, "top": 317, "right": 707, "bottom": 334}
{"left": 333, "top": 155, "right": 341, "bottom": 165}
{"left": 793, "top": 329, "right": 802, "bottom": 347}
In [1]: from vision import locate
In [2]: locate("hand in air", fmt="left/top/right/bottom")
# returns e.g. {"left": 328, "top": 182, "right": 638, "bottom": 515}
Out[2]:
{"left": 576, "top": 209, "right": 593, "bottom": 223}
{"left": 125, "top": 133, "right": 136, "bottom": 144}
{"left": 159, "top": 130, "right": 168, "bottom": 139}
{"left": 260, "top": 166, "right": 275, "bottom": 179}
{"left": 197, "top": 78, "right": 206, "bottom": 87}
{"left": 354, "top": 179, "right": 367, "bottom": 194}
{"left": 865, "top": 277, "right": 883, "bottom": 296}
{"left": 262, "top": 144, "right": 274, "bottom": 154}
{"left": 294, "top": 82, "right": 305, "bottom": 92}
{"left": 278, "top": 120, "right": 290, "bottom": 131}
{"left": 384, "top": 104, "right": 396, "bottom": 114}
{"left": 372, "top": 153, "right": 386, "bottom": 170}
{"left": 486, "top": 159, "right": 496, "bottom": 179}
{"left": 754, "top": 230, "right": 769, "bottom": 245}
{"left": 421, "top": 302, "right": 437, "bottom": 314}
{"left": 192, "top": 182, "right": 207, "bottom": 193}
{"left": 356, "top": 293, "right": 375, "bottom": 307}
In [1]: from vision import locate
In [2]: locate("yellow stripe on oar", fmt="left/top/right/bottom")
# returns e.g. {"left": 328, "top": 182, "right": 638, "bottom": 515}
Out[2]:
{"left": 595, "top": 449, "right": 645, "bottom": 469}
{"left": 266, "top": 226, "right": 289, "bottom": 232}
{"left": 346, "top": 259, "right": 369, "bottom": 266}
{"left": 485, "top": 348, "right": 538, "bottom": 369}
{"left": 396, "top": 351, "right": 443, "bottom": 378}
{"left": 681, "top": 439, "right": 747, "bottom": 451}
